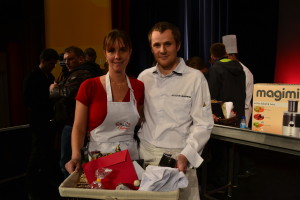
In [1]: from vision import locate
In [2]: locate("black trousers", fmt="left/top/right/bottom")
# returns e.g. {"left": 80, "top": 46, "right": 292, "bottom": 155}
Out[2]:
{"left": 26, "top": 120, "right": 63, "bottom": 200}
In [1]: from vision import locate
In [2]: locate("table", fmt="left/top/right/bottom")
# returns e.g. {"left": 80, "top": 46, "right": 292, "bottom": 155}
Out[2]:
{"left": 201, "top": 124, "right": 300, "bottom": 200}
{"left": 211, "top": 124, "right": 300, "bottom": 156}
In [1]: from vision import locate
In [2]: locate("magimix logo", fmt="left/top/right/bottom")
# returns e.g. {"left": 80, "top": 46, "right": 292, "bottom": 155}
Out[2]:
{"left": 256, "top": 88, "right": 300, "bottom": 101}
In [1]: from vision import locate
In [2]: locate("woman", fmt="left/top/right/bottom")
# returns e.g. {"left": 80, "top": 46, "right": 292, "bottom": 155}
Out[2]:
{"left": 65, "top": 30, "right": 144, "bottom": 174}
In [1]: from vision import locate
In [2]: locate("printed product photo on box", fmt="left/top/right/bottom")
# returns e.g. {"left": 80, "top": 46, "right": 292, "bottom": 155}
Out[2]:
{"left": 252, "top": 83, "right": 300, "bottom": 137}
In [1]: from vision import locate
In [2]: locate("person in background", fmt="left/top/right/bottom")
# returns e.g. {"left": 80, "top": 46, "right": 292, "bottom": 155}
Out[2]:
{"left": 186, "top": 56, "right": 208, "bottom": 76}
{"left": 56, "top": 53, "right": 69, "bottom": 83}
{"left": 84, "top": 47, "right": 97, "bottom": 63}
{"left": 50, "top": 46, "right": 103, "bottom": 179}
{"left": 206, "top": 42, "right": 246, "bottom": 189}
{"left": 23, "top": 48, "right": 62, "bottom": 200}
{"left": 84, "top": 47, "right": 104, "bottom": 75}
{"left": 137, "top": 21, "right": 214, "bottom": 200}
{"left": 65, "top": 30, "right": 144, "bottom": 174}
{"left": 222, "top": 35, "right": 254, "bottom": 127}
{"left": 207, "top": 43, "right": 246, "bottom": 123}
{"left": 222, "top": 35, "right": 256, "bottom": 179}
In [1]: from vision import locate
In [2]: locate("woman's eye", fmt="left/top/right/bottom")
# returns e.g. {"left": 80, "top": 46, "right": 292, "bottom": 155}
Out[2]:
{"left": 120, "top": 47, "right": 128, "bottom": 52}
{"left": 107, "top": 48, "right": 115, "bottom": 53}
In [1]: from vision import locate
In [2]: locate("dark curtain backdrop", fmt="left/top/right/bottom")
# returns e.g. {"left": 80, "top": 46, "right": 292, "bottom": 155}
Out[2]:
{"left": 111, "top": 0, "right": 278, "bottom": 83}
{"left": 0, "top": 0, "right": 45, "bottom": 127}
{"left": 111, "top": 0, "right": 131, "bottom": 32}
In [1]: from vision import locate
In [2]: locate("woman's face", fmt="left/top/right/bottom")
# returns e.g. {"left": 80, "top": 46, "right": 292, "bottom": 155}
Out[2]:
{"left": 105, "top": 39, "right": 132, "bottom": 74}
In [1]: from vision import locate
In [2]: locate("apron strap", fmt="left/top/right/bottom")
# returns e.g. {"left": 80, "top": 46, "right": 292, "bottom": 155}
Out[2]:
{"left": 105, "top": 72, "right": 140, "bottom": 117}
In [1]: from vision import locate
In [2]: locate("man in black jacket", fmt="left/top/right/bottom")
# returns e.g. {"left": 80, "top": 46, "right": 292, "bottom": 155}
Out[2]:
{"left": 24, "top": 48, "right": 62, "bottom": 200}
{"left": 206, "top": 43, "right": 246, "bottom": 189}
{"left": 207, "top": 43, "right": 246, "bottom": 122}
{"left": 50, "top": 46, "right": 103, "bottom": 178}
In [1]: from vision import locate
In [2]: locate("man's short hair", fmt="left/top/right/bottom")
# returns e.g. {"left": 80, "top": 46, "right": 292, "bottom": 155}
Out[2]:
{"left": 210, "top": 43, "right": 227, "bottom": 59}
{"left": 84, "top": 48, "right": 97, "bottom": 58}
{"left": 64, "top": 46, "right": 84, "bottom": 58}
{"left": 148, "top": 21, "right": 181, "bottom": 46}
{"left": 40, "top": 48, "right": 59, "bottom": 61}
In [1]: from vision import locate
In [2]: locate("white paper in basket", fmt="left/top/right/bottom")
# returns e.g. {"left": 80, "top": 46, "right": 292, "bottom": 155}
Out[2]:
{"left": 138, "top": 165, "right": 188, "bottom": 192}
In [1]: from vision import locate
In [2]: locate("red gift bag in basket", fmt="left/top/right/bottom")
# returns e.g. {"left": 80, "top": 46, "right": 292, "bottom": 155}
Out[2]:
{"left": 82, "top": 149, "right": 138, "bottom": 190}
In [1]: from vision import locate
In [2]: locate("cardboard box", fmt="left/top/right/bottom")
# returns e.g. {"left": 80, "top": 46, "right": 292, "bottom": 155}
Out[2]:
{"left": 252, "top": 83, "right": 300, "bottom": 135}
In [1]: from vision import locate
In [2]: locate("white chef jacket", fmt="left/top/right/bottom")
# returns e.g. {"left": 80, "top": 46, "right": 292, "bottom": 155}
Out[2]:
{"left": 138, "top": 58, "right": 214, "bottom": 168}
{"left": 240, "top": 62, "right": 254, "bottom": 126}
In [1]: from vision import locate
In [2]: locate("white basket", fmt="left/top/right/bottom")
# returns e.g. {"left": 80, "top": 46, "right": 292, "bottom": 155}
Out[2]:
{"left": 59, "top": 172, "right": 179, "bottom": 200}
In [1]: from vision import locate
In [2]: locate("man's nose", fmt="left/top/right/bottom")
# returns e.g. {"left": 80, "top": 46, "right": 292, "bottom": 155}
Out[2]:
{"left": 160, "top": 45, "right": 166, "bottom": 53}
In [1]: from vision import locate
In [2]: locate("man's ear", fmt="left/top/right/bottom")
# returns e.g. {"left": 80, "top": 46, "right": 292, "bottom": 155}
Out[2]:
{"left": 41, "top": 59, "right": 46, "bottom": 65}
{"left": 176, "top": 42, "right": 181, "bottom": 52}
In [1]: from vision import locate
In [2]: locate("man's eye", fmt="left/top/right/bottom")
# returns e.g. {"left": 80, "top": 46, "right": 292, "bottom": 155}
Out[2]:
{"left": 153, "top": 43, "right": 160, "bottom": 48}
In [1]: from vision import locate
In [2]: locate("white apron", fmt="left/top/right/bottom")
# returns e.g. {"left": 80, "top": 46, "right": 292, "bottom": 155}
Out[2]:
{"left": 139, "top": 140, "right": 200, "bottom": 200}
{"left": 88, "top": 74, "right": 140, "bottom": 160}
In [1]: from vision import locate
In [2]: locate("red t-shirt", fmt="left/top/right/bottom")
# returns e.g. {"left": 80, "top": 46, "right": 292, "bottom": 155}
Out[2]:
{"left": 76, "top": 77, "right": 144, "bottom": 132}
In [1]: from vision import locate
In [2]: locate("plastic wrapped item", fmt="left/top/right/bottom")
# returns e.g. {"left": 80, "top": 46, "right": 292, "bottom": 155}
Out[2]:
{"left": 115, "top": 183, "right": 131, "bottom": 190}
{"left": 90, "top": 168, "right": 112, "bottom": 189}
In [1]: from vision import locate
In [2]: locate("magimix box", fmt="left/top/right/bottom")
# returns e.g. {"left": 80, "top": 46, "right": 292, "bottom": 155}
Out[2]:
{"left": 252, "top": 83, "right": 300, "bottom": 136}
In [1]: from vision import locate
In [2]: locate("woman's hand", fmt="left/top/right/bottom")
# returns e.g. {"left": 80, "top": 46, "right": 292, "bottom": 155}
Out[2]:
{"left": 65, "top": 158, "right": 81, "bottom": 174}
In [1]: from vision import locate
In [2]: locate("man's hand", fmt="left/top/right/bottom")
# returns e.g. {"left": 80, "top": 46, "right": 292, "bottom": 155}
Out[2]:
{"left": 213, "top": 114, "right": 220, "bottom": 122}
{"left": 49, "top": 81, "right": 58, "bottom": 93}
{"left": 176, "top": 154, "right": 188, "bottom": 173}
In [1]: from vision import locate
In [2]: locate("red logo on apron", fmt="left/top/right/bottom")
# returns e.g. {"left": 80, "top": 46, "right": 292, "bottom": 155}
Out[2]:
{"left": 115, "top": 121, "right": 131, "bottom": 130}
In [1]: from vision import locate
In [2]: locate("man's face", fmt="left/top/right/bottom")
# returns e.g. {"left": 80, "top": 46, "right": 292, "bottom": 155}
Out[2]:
{"left": 150, "top": 29, "right": 180, "bottom": 70}
{"left": 227, "top": 54, "right": 238, "bottom": 61}
{"left": 64, "top": 51, "right": 83, "bottom": 71}
{"left": 42, "top": 59, "right": 57, "bottom": 74}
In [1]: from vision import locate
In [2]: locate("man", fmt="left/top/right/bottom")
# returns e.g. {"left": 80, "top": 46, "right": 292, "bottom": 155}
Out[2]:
{"left": 50, "top": 46, "right": 103, "bottom": 178}
{"left": 84, "top": 47, "right": 97, "bottom": 63}
{"left": 222, "top": 35, "right": 256, "bottom": 178}
{"left": 206, "top": 43, "right": 246, "bottom": 189}
{"left": 186, "top": 56, "right": 208, "bottom": 77}
{"left": 207, "top": 43, "right": 246, "bottom": 122}
{"left": 23, "top": 48, "right": 62, "bottom": 200}
{"left": 138, "top": 22, "right": 214, "bottom": 200}
{"left": 222, "top": 35, "right": 254, "bottom": 127}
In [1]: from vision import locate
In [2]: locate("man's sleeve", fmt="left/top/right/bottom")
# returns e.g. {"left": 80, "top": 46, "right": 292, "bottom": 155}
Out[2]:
{"left": 50, "top": 70, "right": 94, "bottom": 100}
{"left": 181, "top": 75, "right": 214, "bottom": 168}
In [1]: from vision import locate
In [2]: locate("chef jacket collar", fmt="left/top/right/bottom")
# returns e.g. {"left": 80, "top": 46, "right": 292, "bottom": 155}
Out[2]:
{"left": 152, "top": 58, "right": 184, "bottom": 78}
